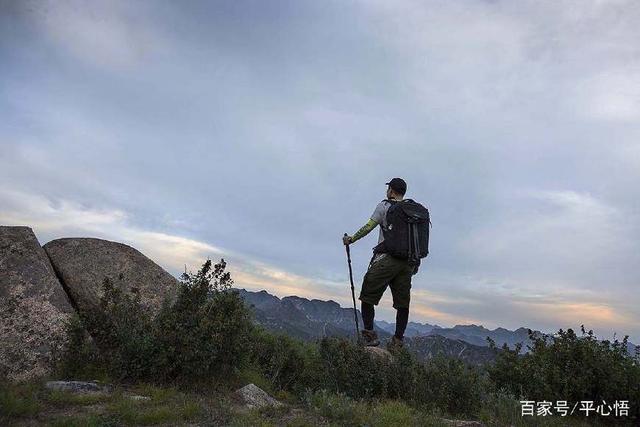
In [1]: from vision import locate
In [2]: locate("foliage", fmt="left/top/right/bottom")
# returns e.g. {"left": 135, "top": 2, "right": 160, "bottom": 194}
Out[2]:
{"left": 53, "top": 255, "right": 640, "bottom": 424}
{"left": 153, "top": 259, "right": 253, "bottom": 381}
{"left": 57, "top": 259, "right": 253, "bottom": 382}
{"left": 318, "top": 337, "right": 389, "bottom": 398}
{"left": 246, "top": 328, "right": 324, "bottom": 393}
{"left": 247, "top": 334, "right": 488, "bottom": 417}
{"left": 320, "top": 337, "right": 488, "bottom": 416}
{"left": 488, "top": 326, "right": 640, "bottom": 419}
{"left": 71, "top": 277, "right": 157, "bottom": 380}
{"left": 53, "top": 314, "right": 108, "bottom": 381}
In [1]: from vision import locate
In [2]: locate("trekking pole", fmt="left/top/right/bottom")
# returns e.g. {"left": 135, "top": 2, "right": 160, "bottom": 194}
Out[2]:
{"left": 344, "top": 233, "right": 360, "bottom": 341}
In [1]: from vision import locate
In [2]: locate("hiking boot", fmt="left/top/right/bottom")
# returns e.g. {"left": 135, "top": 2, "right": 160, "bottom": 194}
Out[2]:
{"left": 361, "top": 329, "right": 380, "bottom": 347}
{"left": 387, "top": 335, "right": 404, "bottom": 351}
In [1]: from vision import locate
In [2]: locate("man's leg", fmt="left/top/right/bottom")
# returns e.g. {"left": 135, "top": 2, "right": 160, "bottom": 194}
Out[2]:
{"left": 395, "top": 307, "right": 409, "bottom": 340}
{"left": 389, "top": 260, "right": 414, "bottom": 343}
{"left": 359, "top": 254, "right": 400, "bottom": 346}
{"left": 361, "top": 301, "right": 375, "bottom": 331}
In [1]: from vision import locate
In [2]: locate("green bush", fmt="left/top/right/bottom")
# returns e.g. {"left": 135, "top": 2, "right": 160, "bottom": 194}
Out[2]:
{"left": 54, "top": 313, "right": 107, "bottom": 381}
{"left": 82, "top": 277, "right": 157, "bottom": 380}
{"left": 318, "top": 337, "right": 389, "bottom": 399}
{"left": 54, "top": 255, "right": 640, "bottom": 423}
{"left": 250, "top": 335, "right": 487, "bottom": 417}
{"left": 153, "top": 259, "right": 253, "bottom": 381}
{"left": 57, "top": 259, "right": 253, "bottom": 383}
{"left": 488, "top": 326, "right": 640, "bottom": 419}
{"left": 247, "top": 329, "right": 323, "bottom": 393}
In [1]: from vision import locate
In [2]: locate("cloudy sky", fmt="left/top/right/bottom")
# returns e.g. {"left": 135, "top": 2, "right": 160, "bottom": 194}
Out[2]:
{"left": 1, "top": 0, "right": 639, "bottom": 342}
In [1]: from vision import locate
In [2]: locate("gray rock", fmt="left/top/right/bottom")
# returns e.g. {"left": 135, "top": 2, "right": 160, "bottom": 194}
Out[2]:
{"left": 43, "top": 238, "right": 179, "bottom": 319}
{"left": 235, "top": 383, "right": 283, "bottom": 409}
{"left": 0, "top": 226, "right": 74, "bottom": 381}
{"left": 128, "top": 394, "right": 151, "bottom": 401}
{"left": 441, "top": 420, "right": 485, "bottom": 427}
{"left": 45, "top": 380, "right": 112, "bottom": 393}
{"left": 364, "top": 346, "right": 394, "bottom": 362}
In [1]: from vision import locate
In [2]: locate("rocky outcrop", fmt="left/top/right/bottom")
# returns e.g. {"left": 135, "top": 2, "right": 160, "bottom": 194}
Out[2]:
{"left": 0, "top": 226, "right": 74, "bottom": 381}
{"left": 43, "top": 238, "right": 179, "bottom": 319}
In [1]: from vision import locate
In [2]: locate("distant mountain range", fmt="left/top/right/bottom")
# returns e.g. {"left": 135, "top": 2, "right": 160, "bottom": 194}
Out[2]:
{"left": 377, "top": 321, "right": 538, "bottom": 350}
{"left": 237, "top": 289, "right": 373, "bottom": 342}
{"left": 237, "top": 289, "right": 639, "bottom": 364}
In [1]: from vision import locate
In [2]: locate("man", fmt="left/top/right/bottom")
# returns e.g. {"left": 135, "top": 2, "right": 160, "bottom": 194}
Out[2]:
{"left": 343, "top": 178, "right": 419, "bottom": 348}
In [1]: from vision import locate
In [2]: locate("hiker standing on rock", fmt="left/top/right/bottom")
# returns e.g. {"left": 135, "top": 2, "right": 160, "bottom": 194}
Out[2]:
{"left": 343, "top": 178, "right": 430, "bottom": 349}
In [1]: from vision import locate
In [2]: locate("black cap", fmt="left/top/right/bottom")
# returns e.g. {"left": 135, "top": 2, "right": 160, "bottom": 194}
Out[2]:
{"left": 385, "top": 177, "right": 407, "bottom": 195}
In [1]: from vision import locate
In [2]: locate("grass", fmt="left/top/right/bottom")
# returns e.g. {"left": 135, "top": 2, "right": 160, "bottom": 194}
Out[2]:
{"left": 0, "top": 381, "right": 206, "bottom": 426}
{"left": 300, "top": 390, "right": 452, "bottom": 427}
{"left": 230, "top": 405, "right": 318, "bottom": 427}
{"left": 47, "top": 414, "right": 114, "bottom": 427}
{"left": 3, "top": 379, "right": 620, "bottom": 426}
{"left": 105, "top": 387, "right": 204, "bottom": 425}
{"left": 45, "top": 390, "right": 112, "bottom": 406}
{"left": 0, "top": 381, "right": 41, "bottom": 418}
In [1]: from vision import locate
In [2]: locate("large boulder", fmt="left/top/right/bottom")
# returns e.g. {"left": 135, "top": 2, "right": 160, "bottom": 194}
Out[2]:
{"left": 0, "top": 226, "right": 74, "bottom": 381}
{"left": 43, "top": 238, "right": 179, "bottom": 319}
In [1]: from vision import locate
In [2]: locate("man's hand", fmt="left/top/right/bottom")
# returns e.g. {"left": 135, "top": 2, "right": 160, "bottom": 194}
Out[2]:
{"left": 343, "top": 234, "right": 353, "bottom": 246}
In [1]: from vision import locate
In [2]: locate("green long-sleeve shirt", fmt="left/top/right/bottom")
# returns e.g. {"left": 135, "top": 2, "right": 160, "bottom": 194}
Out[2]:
{"left": 350, "top": 219, "right": 378, "bottom": 243}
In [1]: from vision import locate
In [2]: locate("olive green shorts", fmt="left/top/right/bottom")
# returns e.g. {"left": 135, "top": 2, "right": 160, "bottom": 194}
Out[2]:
{"left": 358, "top": 253, "right": 414, "bottom": 309}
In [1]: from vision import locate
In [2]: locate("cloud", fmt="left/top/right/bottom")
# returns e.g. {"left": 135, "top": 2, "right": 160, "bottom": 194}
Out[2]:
{"left": 0, "top": 188, "right": 351, "bottom": 306}
{"left": 576, "top": 69, "right": 640, "bottom": 122}
{"left": 459, "top": 189, "right": 639, "bottom": 293}
{"left": 17, "top": 0, "right": 161, "bottom": 70}
{"left": 2, "top": 0, "right": 639, "bottom": 343}
{"left": 0, "top": 189, "right": 221, "bottom": 271}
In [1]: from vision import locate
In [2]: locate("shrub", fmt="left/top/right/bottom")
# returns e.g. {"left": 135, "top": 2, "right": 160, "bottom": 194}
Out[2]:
{"left": 153, "top": 259, "right": 253, "bottom": 381}
{"left": 82, "top": 277, "right": 157, "bottom": 380}
{"left": 488, "top": 326, "right": 640, "bottom": 419}
{"left": 54, "top": 313, "right": 106, "bottom": 381}
{"left": 419, "top": 355, "right": 487, "bottom": 416}
{"left": 313, "top": 337, "right": 487, "bottom": 417}
{"left": 247, "top": 328, "right": 324, "bottom": 393}
{"left": 57, "top": 259, "right": 253, "bottom": 383}
{"left": 318, "top": 337, "right": 389, "bottom": 399}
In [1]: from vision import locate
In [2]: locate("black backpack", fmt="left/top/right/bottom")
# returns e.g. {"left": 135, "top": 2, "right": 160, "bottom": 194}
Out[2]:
{"left": 373, "top": 199, "right": 431, "bottom": 264}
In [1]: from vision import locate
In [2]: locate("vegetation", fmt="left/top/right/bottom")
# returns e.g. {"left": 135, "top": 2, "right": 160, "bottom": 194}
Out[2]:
{"left": 0, "top": 382, "right": 207, "bottom": 426}
{"left": 56, "top": 258, "right": 253, "bottom": 382}
{"left": 2, "top": 258, "right": 638, "bottom": 425}
{"left": 488, "top": 326, "right": 640, "bottom": 419}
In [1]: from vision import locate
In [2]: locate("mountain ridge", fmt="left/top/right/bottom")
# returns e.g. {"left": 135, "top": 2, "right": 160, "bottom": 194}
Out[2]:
{"left": 237, "top": 288, "right": 639, "bottom": 359}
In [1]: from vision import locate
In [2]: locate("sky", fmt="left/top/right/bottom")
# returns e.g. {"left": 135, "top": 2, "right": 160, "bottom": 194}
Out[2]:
{"left": 1, "top": 0, "right": 639, "bottom": 342}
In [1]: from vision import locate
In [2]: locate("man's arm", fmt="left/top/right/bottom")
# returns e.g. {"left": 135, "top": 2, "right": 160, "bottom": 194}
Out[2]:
{"left": 343, "top": 201, "right": 387, "bottom": 245}
{"left": 344, "top": 219, "right": 378, "bottom": 245}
